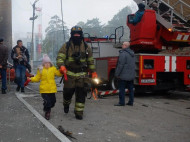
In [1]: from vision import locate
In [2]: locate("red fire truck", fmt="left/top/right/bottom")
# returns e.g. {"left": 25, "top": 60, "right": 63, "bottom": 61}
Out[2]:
{"left": 84, "top": 0, "right": 190, "bottom": 93}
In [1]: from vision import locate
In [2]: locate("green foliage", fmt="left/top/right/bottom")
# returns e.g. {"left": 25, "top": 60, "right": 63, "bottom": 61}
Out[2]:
{"left": 77, "top": 18, "right": 104, "bottom": 37}
{"left": 76, "top": 6, "right": 132, "bottom": 39}
{"left": 42, "top": 15, "right": 69, "bottom": 61}
{"left": 107, "top": 6, "right": 132, "bottom": 27}
{"left": 42, "top": 6, "right": 133, "bottom": 61}
{"left": 45, "top": 15, "right": 63, "bottom": 34}
{"left": 104, "top": 6, "right": 132, "bottom": 41}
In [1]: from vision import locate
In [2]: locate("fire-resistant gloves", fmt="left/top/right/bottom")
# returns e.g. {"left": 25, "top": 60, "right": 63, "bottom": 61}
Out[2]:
{"left": 60, "top": 66, "right": 68, "bottom": 81}
{"left": 60, "top": 66, "right": 67, "bottom": 74}
{"left": 24, "top": 77, "right": 31, "bottom": 86}
{"left": 92, "top": 72, "right": 98, "bottom": 78}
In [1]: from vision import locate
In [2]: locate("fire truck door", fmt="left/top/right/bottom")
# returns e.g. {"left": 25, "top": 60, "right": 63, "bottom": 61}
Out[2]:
{"left": 96, "top": 59, "right": 108, "bottom": 81}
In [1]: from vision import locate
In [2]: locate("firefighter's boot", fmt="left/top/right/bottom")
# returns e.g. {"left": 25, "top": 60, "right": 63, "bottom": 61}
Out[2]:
{"left": 74, "top": 111, "right": 83, "bottom": 120}
{"left": 64, "top": 105, "right": 69, "bottom": 113}
{"left": 63, "top": 100, "right": 71, "bottom": 113}
{"left": 63, "top": 88, "right": 74, "bottom": 113}
{"left": 74, "top": 102, "right": 85, "bottom": 120}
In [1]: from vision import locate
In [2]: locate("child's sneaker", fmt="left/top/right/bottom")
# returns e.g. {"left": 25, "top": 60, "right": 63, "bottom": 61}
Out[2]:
{"left": 45, "top": 111, "right": 50, "bottom": 120}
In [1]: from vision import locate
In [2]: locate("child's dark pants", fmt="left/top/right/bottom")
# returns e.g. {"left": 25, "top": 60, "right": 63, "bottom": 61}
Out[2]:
{"left": 41, "top": 93, "right": 56, "bottom": 112}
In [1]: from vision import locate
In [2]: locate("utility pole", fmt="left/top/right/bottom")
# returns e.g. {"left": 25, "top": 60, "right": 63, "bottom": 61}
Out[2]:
{"left": 60, "top": 0, "right": 66, "bottom": 42}
{"left": 30, "top": 0, "right": 39, "bottom": 70}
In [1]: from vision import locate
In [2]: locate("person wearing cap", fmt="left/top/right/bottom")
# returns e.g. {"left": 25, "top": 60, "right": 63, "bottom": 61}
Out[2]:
{"left": 11, "top": 40, "right": 30, "bottom": 93}
{"left": 0, "top": 38, "right": 8, "bottom": 94}
{"left": 56, "top": 25, "right": 97, "bottom": 120}
{"left": 114, "top": 42, "right": 135, "bottom": 106}
{"left": 27, "top": 54, "right": 62, "bottom": 120}
{"left": 131, "top": 3, "right": 145, "bottom": 25}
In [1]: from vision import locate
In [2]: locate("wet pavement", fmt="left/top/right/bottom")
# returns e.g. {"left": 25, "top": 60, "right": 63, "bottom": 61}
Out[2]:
{"left": 0, "top": 88, "right": 60, "bottom": 142}
{"left": 0, "top": 80, "right": 190, "bottom": 142}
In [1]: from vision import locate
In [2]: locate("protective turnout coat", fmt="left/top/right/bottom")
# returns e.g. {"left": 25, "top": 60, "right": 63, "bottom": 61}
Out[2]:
{"left": 56, "top": 41, "right": 95, "bottom": 77}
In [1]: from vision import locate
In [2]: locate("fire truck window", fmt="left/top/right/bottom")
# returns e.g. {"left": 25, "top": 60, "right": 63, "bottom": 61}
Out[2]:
{"left": 144, "top": 59, "right": 154, "bottom": 69}
{"left": 187, "top": 60, "right": 190, "bottom": 69}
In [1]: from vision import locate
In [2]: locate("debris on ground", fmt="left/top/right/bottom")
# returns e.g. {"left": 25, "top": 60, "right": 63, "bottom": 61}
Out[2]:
{"left": 142, "top": 104, "right": 148, "bottom": 107}
{"left": 57, "top": 125, "right": 77, "bottom": 140}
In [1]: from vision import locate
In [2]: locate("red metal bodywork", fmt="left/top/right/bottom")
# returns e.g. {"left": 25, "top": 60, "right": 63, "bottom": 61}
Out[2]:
{"left": 137, "top": 54, "right": 190, "bottom": 86}
{"left": 84, "top": 9, "right": 190, "bottom": 90}
{"left": 177, "top": 56, "right": 190, "bottom": 85}
{"left": 127, "top": 10, "right": 190, "bottom": 52}
{"left": 127, "top": 10, "right": 158, "bottom": 51}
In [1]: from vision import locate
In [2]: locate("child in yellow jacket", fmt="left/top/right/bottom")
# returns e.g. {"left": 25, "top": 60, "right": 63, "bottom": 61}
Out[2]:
{"left": 28, "top": 54, "right": 62, "bottom": 120}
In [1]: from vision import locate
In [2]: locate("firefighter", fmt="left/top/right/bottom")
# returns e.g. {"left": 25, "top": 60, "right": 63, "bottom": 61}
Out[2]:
{"left": 56, "top": 26, "right": 98, "bottom": 120}
{"left": 131, "top": 3, "right": 145, "bottom": 25}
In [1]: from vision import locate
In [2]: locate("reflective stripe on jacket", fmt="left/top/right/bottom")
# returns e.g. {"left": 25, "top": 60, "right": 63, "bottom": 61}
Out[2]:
{"left": 56, "top": 40, "right": 96, "bottom": 75}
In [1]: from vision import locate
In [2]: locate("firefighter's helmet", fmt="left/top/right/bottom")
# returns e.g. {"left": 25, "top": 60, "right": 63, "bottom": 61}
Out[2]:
{"left": 71, "top": 26, "right": 83, "bottom": 37}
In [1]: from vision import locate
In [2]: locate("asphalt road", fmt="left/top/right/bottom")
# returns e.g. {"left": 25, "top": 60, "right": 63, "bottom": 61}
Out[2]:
{"left": 0, "top": 82, "right": 190, "bottom": 142}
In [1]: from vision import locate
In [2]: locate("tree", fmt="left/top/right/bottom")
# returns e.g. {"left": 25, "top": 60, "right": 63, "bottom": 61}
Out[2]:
{"left": 77, "top": 18, "right": 104, "bottom": 37}
{"left": 76, "top": 6, "right": 133, "bottom": 40}
{"left": 105, "top": 6, "right": 133, "bottom": 41}
{"left": 42, "top": 15, "right": 69, "bottom": 61}
{"left": 107, "top": 6, "right": 132, "bottom": 27}
{"left": 45, "top": 15, "right": 63, "bottom": 34}
{"left": 77, "top": 21, "right": 85, "bottom": 28}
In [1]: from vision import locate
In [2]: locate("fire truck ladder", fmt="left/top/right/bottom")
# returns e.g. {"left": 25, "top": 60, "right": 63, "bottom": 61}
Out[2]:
{"left": 134, "top": 0, "right": 190, "bottom": 32}
{"left": 91, "top": 41, "right": 100, "bottom": 57}
{"left": 84, "top": 33, "right": 101, "bottom": 57}
{"left": 110, "top": 26, "right": 124, "bottom": 48}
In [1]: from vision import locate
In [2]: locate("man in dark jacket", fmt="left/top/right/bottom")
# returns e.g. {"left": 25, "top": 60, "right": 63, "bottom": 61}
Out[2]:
{"left": 11, "top": 40, "right": 30, "bottom": 93}
{"left": 0, "top": 38, "right": 8, "bottom": 94}
{"left": 114, "top": 42, "right": 135, "bottom": 106}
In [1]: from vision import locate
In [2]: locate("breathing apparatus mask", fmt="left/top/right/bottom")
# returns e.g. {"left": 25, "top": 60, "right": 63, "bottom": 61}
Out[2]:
{"left": 70, "top": 26, "right": 83, "bottom": 45}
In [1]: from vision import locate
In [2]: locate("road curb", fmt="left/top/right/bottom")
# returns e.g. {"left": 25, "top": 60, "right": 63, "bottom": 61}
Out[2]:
{"left": 15, "top": 92, "right": 71, "bottom": 142}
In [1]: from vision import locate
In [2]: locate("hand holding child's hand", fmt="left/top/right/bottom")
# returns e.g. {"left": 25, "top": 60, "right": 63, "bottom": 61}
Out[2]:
{"left": 24, "top": 77, "right": 31, "bottom": 86}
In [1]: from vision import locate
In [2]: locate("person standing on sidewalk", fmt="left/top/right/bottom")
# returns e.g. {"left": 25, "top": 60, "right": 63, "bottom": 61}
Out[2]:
{"left": 114, "top": 42, "right": 135, "bottom": 106}
{"left": 11, "top": 40, "right": 29, "bottom": 93}
{"left": 27, "top": 54, "right": 62, "bottom": 120}
{"left": 0, "top": 38, "right": 8, "bottom": 94}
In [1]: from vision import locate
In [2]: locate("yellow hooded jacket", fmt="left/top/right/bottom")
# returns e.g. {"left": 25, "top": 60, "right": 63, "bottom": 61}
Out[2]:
{"left": 30, "top": 66, "right": 62, "bottom": 93}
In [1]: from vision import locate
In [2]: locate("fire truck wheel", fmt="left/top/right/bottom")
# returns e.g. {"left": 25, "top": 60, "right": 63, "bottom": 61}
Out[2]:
{"left": 109, "top": 73, "right": 118, "bottom": 90}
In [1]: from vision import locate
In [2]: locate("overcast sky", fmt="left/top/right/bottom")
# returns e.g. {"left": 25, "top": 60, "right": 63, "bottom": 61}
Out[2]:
{"left": 12, "top": 0, "right": 137, "bottom": 36}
